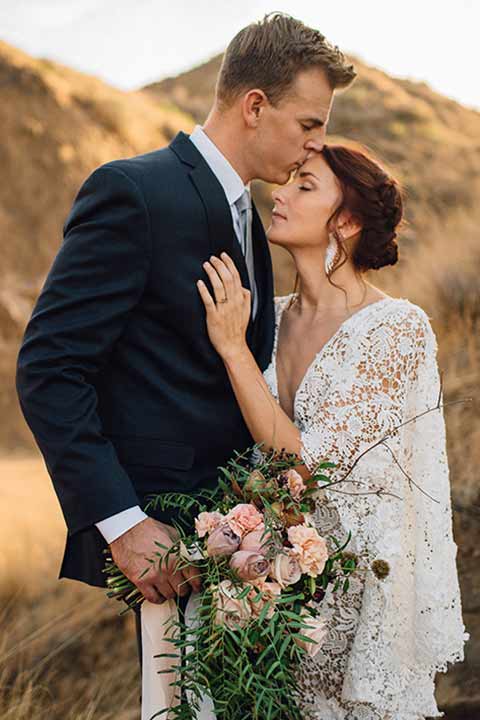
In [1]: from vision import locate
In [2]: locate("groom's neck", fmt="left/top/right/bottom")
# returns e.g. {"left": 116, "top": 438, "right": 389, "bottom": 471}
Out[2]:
{"left": 202, "top": 111, "right": 252, "bottom": 184}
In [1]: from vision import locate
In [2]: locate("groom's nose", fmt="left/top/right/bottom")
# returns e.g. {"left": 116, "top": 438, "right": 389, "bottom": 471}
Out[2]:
{"left": 304, "top": 126, "right": 327, "bottom": 156}
{"left": 304, "top": 139, "right": 325, "bottom": 157}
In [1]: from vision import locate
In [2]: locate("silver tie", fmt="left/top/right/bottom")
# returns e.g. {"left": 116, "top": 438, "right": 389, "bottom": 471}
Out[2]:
{"left": 235, "top": 189, "right": 258, "bottom": 319}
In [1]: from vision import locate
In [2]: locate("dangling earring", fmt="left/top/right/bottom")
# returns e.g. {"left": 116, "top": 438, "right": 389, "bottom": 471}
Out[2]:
{"left": 325, "top": 233, "right": 340, "bottom": 276}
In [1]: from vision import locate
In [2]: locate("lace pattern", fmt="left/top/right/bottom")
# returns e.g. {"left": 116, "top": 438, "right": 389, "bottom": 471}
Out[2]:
{"left": 260, "top": 295, "right": 469, "bottom": 720}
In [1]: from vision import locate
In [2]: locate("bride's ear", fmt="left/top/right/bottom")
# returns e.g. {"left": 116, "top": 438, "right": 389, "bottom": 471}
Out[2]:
{"left": 337, "top": 210, "right": 362, "bottom": 241}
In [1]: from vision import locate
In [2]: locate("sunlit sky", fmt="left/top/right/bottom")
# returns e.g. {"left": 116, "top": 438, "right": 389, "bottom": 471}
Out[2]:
{"left": 1, "top": 0, "right": 479, "bottom": 110}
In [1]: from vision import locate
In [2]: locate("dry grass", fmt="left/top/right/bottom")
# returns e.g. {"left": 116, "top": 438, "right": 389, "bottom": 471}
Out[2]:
{"left": 0, "top": 457, "right": 141, "bottom": 720}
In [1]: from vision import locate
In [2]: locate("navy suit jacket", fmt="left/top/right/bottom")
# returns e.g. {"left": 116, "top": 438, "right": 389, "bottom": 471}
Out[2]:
{"left": 16, "top": 131, "right": 275, "bottom": 586}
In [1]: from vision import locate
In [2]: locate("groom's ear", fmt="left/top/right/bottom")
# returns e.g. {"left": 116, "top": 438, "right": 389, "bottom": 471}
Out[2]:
{"left": 242, "top": 89, "right": 268, "bottom": 127}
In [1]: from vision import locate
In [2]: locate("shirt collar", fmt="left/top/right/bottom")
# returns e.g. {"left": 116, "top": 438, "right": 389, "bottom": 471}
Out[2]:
{"left": 189, "top": 125, "right": 249, "bottom": 207}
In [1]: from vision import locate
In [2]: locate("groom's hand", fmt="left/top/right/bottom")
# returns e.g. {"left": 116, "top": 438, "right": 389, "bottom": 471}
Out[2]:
{"left": 109, "top": 517, "right": 201, "bottom": 604}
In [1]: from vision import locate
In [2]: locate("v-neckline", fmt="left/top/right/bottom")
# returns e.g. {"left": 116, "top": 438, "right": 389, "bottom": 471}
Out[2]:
{"left": 273, "top": 293, "right": 395, "bottom": 421}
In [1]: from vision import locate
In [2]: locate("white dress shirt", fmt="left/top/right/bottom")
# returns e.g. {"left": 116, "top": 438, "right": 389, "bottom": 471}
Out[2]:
{"left": 96, "top": 125, "right": 257, "bottom": 544}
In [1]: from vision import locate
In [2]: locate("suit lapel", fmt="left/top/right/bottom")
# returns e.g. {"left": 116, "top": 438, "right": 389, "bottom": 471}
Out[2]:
{"left": 189, "top": 164, "right": 251, "bottom": 292}
{"left": 170, "top": 132, "right": 274, "bottom": 363}
{"left": 170, "top": 132, "right": 250, "bottom": 291}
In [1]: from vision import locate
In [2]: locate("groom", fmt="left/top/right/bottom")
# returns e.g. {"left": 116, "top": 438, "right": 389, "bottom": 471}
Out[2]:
{"left": 16, "top": 10, "right": 354, "bottom": 657}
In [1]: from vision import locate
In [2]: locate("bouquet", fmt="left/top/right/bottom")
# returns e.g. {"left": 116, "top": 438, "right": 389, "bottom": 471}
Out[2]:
{"left": 103, "top": 446, "right": 358, "bottom": 719}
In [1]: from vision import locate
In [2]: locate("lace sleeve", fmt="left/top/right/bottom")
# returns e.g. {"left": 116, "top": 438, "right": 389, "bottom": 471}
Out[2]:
{"left": 304, "top": 304, "right": 469, "bottom": 712}
{"left": 299, "top": 305, "right": 429, "bottom": 475}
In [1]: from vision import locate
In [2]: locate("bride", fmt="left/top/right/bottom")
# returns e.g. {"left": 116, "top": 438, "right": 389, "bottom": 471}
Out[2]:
{"left": 196, "top": 144, "right": 469, "bottom": 719}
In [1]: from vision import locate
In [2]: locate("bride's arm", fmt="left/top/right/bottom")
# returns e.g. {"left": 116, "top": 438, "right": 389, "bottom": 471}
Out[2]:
{"left": 197, "top": 254, "right": 305, "bottom": 468}
{"left": 197, "top": 254, "right": 434, "bottom": 480}
{"left": 223, "top": 348, "right": 303, "bottom": 458}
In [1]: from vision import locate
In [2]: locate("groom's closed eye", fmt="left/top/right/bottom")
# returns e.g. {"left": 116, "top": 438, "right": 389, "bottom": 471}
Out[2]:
{"left": 300, "top": 118, "right": 325, "bottom": 131}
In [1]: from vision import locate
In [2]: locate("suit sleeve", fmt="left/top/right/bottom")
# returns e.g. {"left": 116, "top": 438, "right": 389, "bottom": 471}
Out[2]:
{"left": 16, "top": 164, "right": 151, "bottom": 536}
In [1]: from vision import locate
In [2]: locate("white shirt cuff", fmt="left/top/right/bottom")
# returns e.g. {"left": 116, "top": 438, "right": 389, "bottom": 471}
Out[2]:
{"left": 95, "top": 505, "right": 148, "bottom": 544}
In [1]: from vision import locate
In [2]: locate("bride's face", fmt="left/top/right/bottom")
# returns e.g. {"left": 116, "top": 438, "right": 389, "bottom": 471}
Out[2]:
{"left": 266, "top": 155, "right": 343, "bottom": 249}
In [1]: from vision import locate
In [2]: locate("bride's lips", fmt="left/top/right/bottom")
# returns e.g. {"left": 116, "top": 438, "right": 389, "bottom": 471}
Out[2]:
{"left": 272, "top": 210, "right": 287, "bottom": 221}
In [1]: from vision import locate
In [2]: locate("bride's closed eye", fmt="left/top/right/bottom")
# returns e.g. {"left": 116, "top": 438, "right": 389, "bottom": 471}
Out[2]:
{"left": 298, "top": 185, "right": 312, "bottom": 191}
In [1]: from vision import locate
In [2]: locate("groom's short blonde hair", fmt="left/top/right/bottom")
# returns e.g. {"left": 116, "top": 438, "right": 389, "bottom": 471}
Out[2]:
{"left": 216, "top": 12, "right": 356, "bottom": 109}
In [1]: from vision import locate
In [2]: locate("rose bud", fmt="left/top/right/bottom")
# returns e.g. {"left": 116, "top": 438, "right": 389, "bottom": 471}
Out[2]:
{"left": 244, "top": 469, "right": 267, "bottom": 497}
{"left": 229, "top": 550, "right": 270, "bottom": 582}
{"left": 283, "top": 468, "right": 306, "bottom": 500}
{"left": 270, "top": 551, "right": 302, "bottom": 588}
{"left": 269, "top": 501, "right": 284, "bottom": 519}
{"left": 240, "top": 526, "right": 272, "bottom": 554}
{"left": 248, "top": 580, "right": 282, "bottom": 618}
{"left": 179, "top": 540, "right": 204, "bottom": 562}
{"left": 206, "top": 524, "right": 241, "bottom": 557}
{"left": 282, "top": 505, "right": 305, "bottom": 528}
{"left": 214, "top": 580, "right": 251, "bottom": 630}
{"left": 244, "top": 470, "right": 277, "bottom": 505}
{"left": 294, "top": 613, "right": 329, "bottom": 657}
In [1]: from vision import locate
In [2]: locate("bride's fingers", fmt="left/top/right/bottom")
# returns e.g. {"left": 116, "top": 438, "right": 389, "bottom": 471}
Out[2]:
{"left": 219, "top": 252, "right": 242, "bottom": 290}
{"left": 197, "top": 279, "right": 217, "bottom": 312}
{"left": 209, "top": 255, "right": 237, "bottom": 295}
{"left": 203, "top": 260, "right": 227, "bottom": 303}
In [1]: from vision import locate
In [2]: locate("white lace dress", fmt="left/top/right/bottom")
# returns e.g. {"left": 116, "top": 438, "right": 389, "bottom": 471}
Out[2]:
{"left": 261, "top": 294, "right": 469, "bottom": 720}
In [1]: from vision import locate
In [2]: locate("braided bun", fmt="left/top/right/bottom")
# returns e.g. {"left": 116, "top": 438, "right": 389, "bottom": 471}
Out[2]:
{"left": 354, "top": 177, "right": 402, "bottom": 271}
{"left": 321, "top": 146, "right": 404, "bottom": 273}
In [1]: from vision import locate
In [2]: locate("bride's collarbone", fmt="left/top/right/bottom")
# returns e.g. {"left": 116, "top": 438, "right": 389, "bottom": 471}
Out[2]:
{"left": 277, "top": 312, "right": 343, "bottom": 369}
{"left": 276, "top": 317, "right": 334, "bottom": 417}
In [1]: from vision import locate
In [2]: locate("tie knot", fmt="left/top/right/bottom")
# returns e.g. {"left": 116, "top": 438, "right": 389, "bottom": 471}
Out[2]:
{"left": 235, "top": 188, "right": 252, "bottom": 214}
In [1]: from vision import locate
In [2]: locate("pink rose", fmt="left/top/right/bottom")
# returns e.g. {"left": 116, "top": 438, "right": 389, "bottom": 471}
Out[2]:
{"left": 294, "top": 612, "right": 329, "bottom": 657}
{"left": 239, "top": 526, "right": 272, "bottom": 553}
{"left": 287, "top": 524, "right": 328, "bottom": 577}
{"left": 229, "top": 550, "right": 270, "bottom": 582}
{"left": 269, "top": 551, "right": 302, "bottom": 588}
{"left": 284, "top": 469, "right": 306, "bottom": 501}
{"left": 206, "top": 524, "right": 241, "bottom": 557}
{"left": 225, "top": 503, "right": 264, "bottom": 538}
{"left": 214, "top": 580, "right": 251, "bottom": 630}
{"left": 195, "top": 511, "right": 225, "bottom": 538}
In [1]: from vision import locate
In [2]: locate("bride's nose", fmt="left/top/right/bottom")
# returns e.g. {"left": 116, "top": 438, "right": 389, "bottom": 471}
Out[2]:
{"left": 271, "top": 189, "right": 286, "bottom": 206}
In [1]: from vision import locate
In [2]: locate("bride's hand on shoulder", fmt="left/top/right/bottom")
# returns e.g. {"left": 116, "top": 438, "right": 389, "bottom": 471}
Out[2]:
{"left": 197, "top": 252, "right": 251, "bottom": 361}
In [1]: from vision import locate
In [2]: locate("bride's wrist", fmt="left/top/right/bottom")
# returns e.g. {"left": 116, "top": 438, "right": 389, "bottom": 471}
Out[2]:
{"left": 221, "top": 344, "right": 251, "bottom": 366}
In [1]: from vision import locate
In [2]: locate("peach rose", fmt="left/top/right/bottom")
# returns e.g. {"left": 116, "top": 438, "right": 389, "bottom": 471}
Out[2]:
{"left": 225, "top": 503, "right": 264, "bottom": 538}
{"left": 194, "top": 511, "right": 225, "bottom": 538}
{"left": 229, "top": 550, "right": 270, "bottom": 582}
{"left": 269, "top": 551, "right": 302, "bottom": 588}
{"left": 206, "top": 524, "right": 241, "bottom": 557}
{"left": 284, "top": 469, "right": 306, "bottom": 500}
{"left": 287, "top": 524, "right": 328, "bottom": 577}
{"left": 239, "top": 526, "right": 272, "bottom": 553}
{"left": 294, "top": 612, "right": 329, "bottom": 657}
{"left": 214, "top": 580, "right": 251, "bottom": 630}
